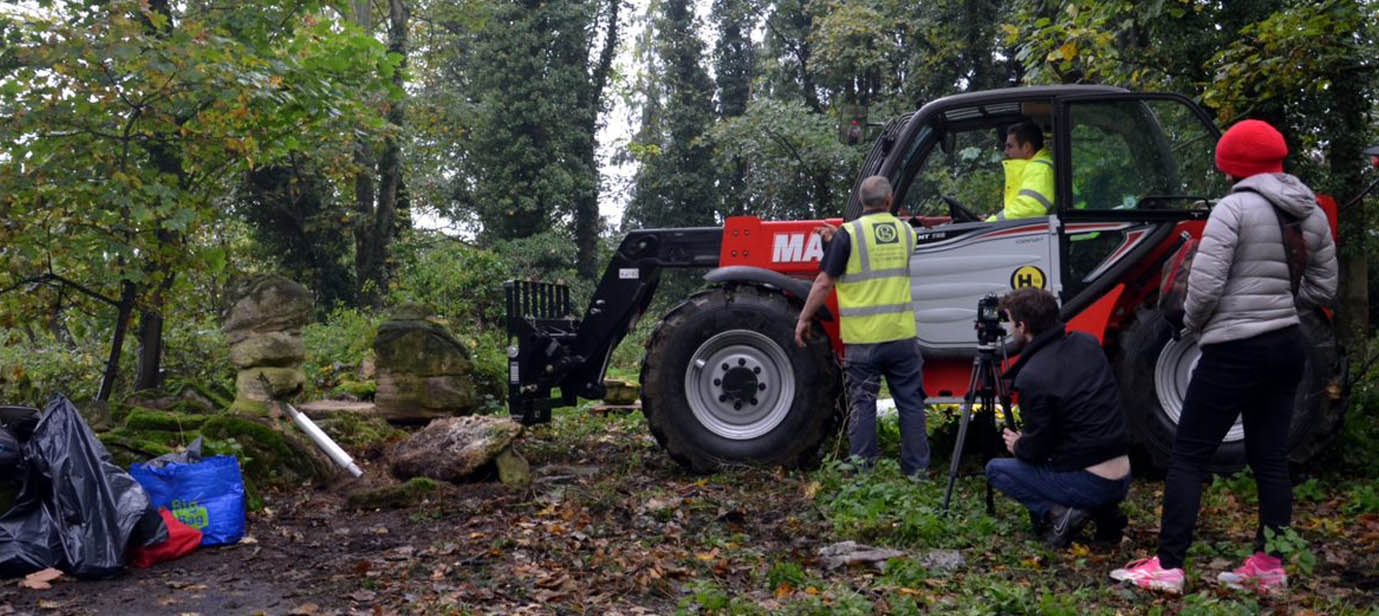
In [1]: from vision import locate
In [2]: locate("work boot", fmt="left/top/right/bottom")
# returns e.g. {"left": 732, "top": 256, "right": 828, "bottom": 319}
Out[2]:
{"left": 1091, "top": 505, "right": 1128, "bottom": 545}
{"left": 1043, "top": 504, "right": 1091, "bottom": 548}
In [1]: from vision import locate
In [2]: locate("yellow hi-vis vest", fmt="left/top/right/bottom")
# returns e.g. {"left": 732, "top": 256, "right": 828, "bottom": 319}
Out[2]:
{"left": 836, "top": 212, "right": 917, "bottom": 344}
{"left": 989, "top": 148, "right": 1055, "bottom": 221}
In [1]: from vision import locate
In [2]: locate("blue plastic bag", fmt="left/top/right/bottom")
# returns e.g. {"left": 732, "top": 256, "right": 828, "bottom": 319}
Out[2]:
{"left": 131, "top": 456, "right": 246, "bottom": 547}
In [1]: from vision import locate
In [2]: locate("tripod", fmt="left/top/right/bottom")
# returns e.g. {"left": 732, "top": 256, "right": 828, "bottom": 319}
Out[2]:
{"left": 941, "top": 337, "right": 1018, "bottom": 514}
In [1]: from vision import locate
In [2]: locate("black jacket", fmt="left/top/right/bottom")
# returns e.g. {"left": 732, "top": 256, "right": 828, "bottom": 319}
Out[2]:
{"left": 1005, "top": 323, "right": 1128, "bottom": 472}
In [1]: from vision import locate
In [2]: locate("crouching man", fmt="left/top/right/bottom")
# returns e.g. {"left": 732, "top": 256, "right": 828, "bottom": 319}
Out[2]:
{"left": 985, "top": 288, "right": 1131, "bottom": 547}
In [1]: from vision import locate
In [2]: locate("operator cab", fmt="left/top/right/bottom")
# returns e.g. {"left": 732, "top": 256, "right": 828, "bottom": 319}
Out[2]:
{"left": 849, "top": 86, "right": 1226, "bottom": 355}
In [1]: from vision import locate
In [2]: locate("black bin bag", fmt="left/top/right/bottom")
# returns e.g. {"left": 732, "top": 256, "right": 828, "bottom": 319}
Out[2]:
{"left": 0, "top": 395, "right": 167, "bottom": 579}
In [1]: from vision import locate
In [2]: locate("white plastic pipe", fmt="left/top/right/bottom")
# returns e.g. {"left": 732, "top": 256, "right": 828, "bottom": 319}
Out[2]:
{"left": 283, "top": 402, "right": 364, "bottom": 477}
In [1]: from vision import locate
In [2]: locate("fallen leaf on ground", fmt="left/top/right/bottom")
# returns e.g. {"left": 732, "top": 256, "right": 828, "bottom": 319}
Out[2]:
{"left": 36, "top": 600, "right": 60, "bottom": 610}
{"left": 19, "top": 568, "right": 63, "bottom": 590}
{"left": 288, "top": 603, "right": 320, "bottom": 615}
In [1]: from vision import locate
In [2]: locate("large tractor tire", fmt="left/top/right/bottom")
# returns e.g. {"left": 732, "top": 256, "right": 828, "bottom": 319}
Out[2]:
{"left": 1116, "top": 306, "right": 1347, "bottom": 473}
{"left": 641, "top": 285, "right": 843, "bottom": 472}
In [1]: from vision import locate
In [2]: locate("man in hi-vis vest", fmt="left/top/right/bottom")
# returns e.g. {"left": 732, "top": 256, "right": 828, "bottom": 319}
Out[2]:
{"left": 795, "top": 176, "right": 930, "bottom": 478}
{"left": 987, "top": 120, "right": 1055, "bottom": 221}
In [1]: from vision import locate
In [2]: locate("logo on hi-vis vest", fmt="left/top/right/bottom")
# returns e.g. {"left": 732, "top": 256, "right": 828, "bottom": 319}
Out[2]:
{"left": 874, "top": 222, "right": 899, "bottom": 244}
{"left": 1010, "top": 265, "right": 1046, "bottom": 289}
{"left": 771, "top": 232, "right": 825, "bottom": 263}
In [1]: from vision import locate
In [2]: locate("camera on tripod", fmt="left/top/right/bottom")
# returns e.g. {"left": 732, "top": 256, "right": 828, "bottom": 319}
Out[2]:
{"left": 974, "top": 293, "right": 1008, "bottom": 346}
{"left": 943, "top": 292, "right": 1017, "bottom": 513}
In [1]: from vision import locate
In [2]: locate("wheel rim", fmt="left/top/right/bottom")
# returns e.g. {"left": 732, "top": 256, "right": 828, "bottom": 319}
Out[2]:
{"left": 684, "top": 330, "right": 796, "bottom": 440}
{"left": 1155, "top": 335, "right": 1245, "bottom": 443}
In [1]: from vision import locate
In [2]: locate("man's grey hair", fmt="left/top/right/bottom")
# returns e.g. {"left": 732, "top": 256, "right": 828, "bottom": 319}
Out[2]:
{"left": 859, "top": 176, "right": 892, "bottom": 210}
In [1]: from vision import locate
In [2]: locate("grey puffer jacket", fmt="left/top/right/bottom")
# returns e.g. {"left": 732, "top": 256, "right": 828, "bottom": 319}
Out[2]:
{"left": 1183, "top": 173, "right": 1337, "bottom": 345}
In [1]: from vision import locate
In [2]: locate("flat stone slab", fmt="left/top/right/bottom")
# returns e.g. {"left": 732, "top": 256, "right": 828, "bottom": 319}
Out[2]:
{"left": 296, "top": 400, "right": 378, "bottom": 419}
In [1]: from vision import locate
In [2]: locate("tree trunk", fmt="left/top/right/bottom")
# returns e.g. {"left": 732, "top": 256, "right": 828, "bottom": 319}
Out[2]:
{"left": 134, "top": 310, "right": 165, "bottom": 390}
{"left": 98, "top": 282, "right": 138, "bottom": 401}
{"left": 351, "top": 0, "right": 408, "bottom": 308}
{"left": 134, "top": 272, "right": 176, "bottom": 390}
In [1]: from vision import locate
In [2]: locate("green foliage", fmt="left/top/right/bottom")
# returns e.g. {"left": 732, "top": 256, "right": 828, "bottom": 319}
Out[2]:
{"left": 437, "top": 0, "right": 614, "bottom": 246}
{"left": 301, "top": 307, "right": 382, "bottom": 397}
{"left": 625, "top": 0, "right": 719, "bottom": 231}
{"left": 0, "top": 332, "right": 115, "bottom": 407}
{"left": 815, "top": 456, "right": 1004, "bottom": 548}
{"left": 388, "top": 233, "right": 511, "bottom": 328}
{"left": 708, "top": 99, "right": 863, "bottom": 220}
{"left": 1340, "top": 378, "right": 1379, "bottom": 475}
{"left": 766, "top": 561, "right": 808, "bottom": 591}
{"left": 0, "top": 0, "right": 394, "bottom": 319}
{"left": 1342, "top": 482, "right": 1379, "bottom": 516}
{"left": 1262, "top": 526, "right": 1317, "bottom": 576}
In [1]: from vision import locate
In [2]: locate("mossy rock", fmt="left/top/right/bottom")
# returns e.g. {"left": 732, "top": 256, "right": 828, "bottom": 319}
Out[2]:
{"left": 98, "top": 429, "right": 178, "bottom": 468}
{"left": 346, "top": 477, "right": 441, "bottom": 510}
{"left": 374, "top": 320, "right": 473, "bottom": 376}
{"left": 227, "top": 398, "right": 270, "bottom": 416}
{"left": 200, "top": 414, "right": 333, "bottom": 489}
{"left": 124, "top": 408, "right": 209, "bottom": 432}
{"left": 331, "top": 379, "right": 377, "bottom": 399}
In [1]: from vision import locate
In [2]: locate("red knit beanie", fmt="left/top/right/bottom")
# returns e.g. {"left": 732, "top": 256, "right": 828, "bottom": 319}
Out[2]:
{"left": 1215, "top": 119, "right": 1287, "bottom": 179}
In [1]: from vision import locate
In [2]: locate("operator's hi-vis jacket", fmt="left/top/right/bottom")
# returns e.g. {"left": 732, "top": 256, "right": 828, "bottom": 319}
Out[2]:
{"left": 988, "top": 148, "right": 1055, "bottom": 221}
{"left": 836, "top": 212, "right": 917, "bottom": 344}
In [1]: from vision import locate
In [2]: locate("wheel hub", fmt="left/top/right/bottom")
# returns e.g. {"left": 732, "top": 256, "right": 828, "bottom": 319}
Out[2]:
{"left": 684, "top": 330, "right": 795, "bottom": 440}
{"left": 719, "top": 365, "right": 761, "bottom": 406}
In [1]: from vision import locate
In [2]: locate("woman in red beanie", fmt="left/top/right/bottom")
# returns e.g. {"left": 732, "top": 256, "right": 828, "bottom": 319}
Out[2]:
{"left": 1110, "top": 119, "right": 1338, "bottom": 595}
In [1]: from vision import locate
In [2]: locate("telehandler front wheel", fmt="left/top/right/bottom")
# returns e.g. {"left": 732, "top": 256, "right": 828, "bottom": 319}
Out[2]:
{"left": 641, "top": 285, "right": 842, "bottom": 472}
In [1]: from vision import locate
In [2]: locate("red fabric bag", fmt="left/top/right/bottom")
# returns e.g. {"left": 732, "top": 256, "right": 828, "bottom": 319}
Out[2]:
{"left": 129, "top": 509, "right": 202, "bottom": 569}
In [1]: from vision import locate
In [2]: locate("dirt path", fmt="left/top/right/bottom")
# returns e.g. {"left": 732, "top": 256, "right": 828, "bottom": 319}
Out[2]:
{"left": 3, "top": 410, "right": 1377, "bottom": 615}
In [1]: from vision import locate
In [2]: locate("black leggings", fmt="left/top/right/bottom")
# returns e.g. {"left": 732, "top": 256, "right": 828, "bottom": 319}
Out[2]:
{"left": 1157, "top": 326, "right": 1303, "bottom": 570}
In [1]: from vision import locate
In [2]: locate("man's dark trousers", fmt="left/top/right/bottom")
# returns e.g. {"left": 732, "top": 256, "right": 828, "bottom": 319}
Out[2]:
{"left": 844, "top": 338, "right": 929, "bottom": 476}
{"left": 1157, "top": 325, "right": 1302, "bottom": 570}
{"left": 985, "top": 458, "right": 1130, "bottom": 519}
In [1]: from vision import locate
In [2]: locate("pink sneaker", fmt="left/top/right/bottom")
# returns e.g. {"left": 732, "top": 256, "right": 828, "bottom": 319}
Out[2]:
{"left": 1217, "top": 552, "right": 1287, "bottom": 595}
{"left": 1110, "top": 557, "right": 1185, "bottom": 594}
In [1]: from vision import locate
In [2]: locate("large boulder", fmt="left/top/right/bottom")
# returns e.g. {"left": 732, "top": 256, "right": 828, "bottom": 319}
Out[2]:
{"left": 389, "top": 415, "right": 522, "bottom": 483}
{"left": 373, "top": 305, "right": 478, "bottom": 421}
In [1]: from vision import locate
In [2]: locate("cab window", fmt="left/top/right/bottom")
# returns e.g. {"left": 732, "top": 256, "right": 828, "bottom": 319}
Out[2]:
{"left": 1066, "top": 99, "right": 1226, "bottom": 211}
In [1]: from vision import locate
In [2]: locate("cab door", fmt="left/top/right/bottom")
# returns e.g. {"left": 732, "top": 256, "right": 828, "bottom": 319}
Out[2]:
{"left": 1052, "top": 94, "right": 1226, "bottom": 315}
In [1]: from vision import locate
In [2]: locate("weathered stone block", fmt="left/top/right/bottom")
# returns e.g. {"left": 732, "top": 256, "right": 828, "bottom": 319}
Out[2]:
{"left": 235, "top": 367, "right": 306, "bottom": 401}
{"left": 229, "top": 332, "right": 306, "bottom": 368}
{"left": 223, "top": 276, "right": 313, "bottom": 345}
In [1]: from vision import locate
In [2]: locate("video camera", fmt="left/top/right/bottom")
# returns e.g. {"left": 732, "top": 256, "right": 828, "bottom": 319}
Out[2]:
{"left": 974, "top": 293, "right": 1007, "bottom": 346}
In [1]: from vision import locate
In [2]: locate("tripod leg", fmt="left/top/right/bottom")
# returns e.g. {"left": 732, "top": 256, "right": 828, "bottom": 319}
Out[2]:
{"left": 978, "top": 361, "right": 1000, "bottom": 516}
{"left": 943, "top": 359, "right": 984, "bottom": 513}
